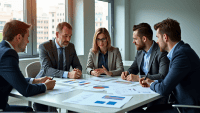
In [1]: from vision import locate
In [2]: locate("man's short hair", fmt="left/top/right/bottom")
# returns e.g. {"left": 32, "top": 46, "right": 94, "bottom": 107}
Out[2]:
{"left": 56, "top": 22, "right": 72, "bottom": 33}
{"left": 133, "top": 23, "right": 153, "bottom": 40}
{"left": 154, "top": 18, "right": 181, "bottom": 42}
{"left": 3, "top": 20, "right": 31, "bottom": 41}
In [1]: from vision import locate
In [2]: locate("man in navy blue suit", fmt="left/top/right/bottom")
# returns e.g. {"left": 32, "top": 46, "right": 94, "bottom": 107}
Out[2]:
{"left": 137, "top": 18, "right": 200, "bottom": 113}
{"left": 0, "top": 20, "right": 56, "bottom": 112}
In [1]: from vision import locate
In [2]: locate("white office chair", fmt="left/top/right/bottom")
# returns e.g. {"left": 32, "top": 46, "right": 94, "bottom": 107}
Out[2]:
{"left": 172, "top": 104, "right": 200, "bottom": 113}
{"left": 25, "top": 61, "right": 41, "bottom": 78}
{"left": 25, "top": 61, "right": 61, "bottom": 113}
{"left": 25, "top": 61, "right": 41, "bottom": 107}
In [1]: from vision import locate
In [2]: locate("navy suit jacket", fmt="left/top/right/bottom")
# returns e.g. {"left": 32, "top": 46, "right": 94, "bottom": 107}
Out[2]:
{"left": 150, "top": 41, "right": 200, "bottom": 113}
{"left": 0, "top": 40, "right": 46, "bottom": 110}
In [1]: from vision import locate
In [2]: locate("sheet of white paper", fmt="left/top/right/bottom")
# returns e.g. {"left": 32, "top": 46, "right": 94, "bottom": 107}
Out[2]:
{"left": 78, "top": 84, "right": 115, "bottom": 92}
{"left": 62, "top": 92, "right": 132, "bottom": 108}
{"left": 109, "top": 85, "right": 157, "bottom": 95}
{"left": 58, "top": 79, "right": 100, "bottom": 87}
{"left": 105, "top": 78, "right": 140, "bottom": 87}
{"left": 46, "top": 85, "right": 75, "bottom": 95}
{"left": 87, "top": 76, "right": 118, "bottom": 82}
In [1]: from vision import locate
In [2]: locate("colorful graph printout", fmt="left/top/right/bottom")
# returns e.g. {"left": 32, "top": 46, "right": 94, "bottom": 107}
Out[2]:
{"left": 102, "top": 95, "right": 125, "bottom": 100}
{"left": 62, "top": 79, "right": 92, "bottom": 86}
{"left": 62, "top": 92, "right": 132, "bottom": 108}
{"left": 93, "top": 86, "right": 109, "bottom": 89}
{"left": 107, "top": 101, "right": 117, "bottom": 105}
{"left": 95, "top": 101, "right": 105, "bottom": 104}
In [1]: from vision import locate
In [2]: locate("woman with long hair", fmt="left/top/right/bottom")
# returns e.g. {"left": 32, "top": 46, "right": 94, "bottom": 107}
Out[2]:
{"left": 86, "top": 28, "right": 124, "bottom": 76}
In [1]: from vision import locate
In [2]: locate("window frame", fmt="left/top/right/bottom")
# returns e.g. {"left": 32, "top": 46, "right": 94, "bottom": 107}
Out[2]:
{"left": 19, "top": 0, "right": 68, "bottom": 58}
{"left": 96, "top": 0, "right": 114, "bottom": 45}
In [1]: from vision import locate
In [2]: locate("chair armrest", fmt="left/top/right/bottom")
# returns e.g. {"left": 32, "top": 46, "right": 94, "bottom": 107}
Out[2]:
{"left": 172, "top": 104, "right": 200, "bottom": 109}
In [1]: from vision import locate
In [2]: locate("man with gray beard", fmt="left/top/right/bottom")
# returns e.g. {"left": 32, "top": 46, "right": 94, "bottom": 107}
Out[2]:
{"left": 35, "top": 22, "right": 82, "bottom": 112}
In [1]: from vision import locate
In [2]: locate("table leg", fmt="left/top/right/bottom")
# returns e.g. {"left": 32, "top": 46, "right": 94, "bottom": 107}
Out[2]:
{"left": 28, "top": 101, "right": 32, "bottom": 107}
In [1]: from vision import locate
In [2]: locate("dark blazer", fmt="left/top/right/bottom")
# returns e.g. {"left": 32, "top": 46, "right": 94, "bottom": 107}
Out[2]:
{"left": 0, "top": 40, "right": 46, "bottom": 110}
{"left": 128, "top": 41, "right": 170, "bottom": 80}
{"left": 36, "top": 39, "right": 82, "bottom": 78}
{"left": 86, "top": 47, "right": 124, "bottom": 76}
{"left": 150, "top": 41, "right": 200, "bottom": 113}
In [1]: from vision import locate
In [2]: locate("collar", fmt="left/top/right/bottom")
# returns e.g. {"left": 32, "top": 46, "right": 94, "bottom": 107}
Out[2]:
{"left": 167, "top": 41, "right": 180, "bottom": 60}
{"left": 99, "top": 50, "right": 108, "bottom": 55}
{"left": 5, "top": 40, "right": 14, "bottom": 50}
{"left": 142, "top": 41, "right": 154, "bottom": 55}
{"left": 55, "top": 39, "right": 66, "bottom": 49}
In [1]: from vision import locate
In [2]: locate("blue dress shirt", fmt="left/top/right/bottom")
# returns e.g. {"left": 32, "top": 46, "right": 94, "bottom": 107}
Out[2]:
{"left": 55, "top": 40, "right": 68, "bottom": 78}
{"left": 98, "top": 51, "right": 109, "bottom": 73}
{"left": 141, "top": 41, "right": 155, "bottom": 75}
{"left": 167, "top": 41, "right": 180, "bottom": 61}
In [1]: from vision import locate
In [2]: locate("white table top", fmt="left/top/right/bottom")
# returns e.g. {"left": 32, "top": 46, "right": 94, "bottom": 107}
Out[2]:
{"left": 10, "top": 75, "right": 161, "bottom": 113}
{"left": 123, "top": 61, "right": 133, "bottom": 66}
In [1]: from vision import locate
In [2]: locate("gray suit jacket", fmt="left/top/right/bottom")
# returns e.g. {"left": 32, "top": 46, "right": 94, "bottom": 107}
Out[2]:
{"left": 86, "top": 47, "right": 124, "bottom": 76}
{"left": 36, "top": 39, "right": 82, "bottom": 78}
{"left": 128, "top": 41, "right": 169, "bottom": 80}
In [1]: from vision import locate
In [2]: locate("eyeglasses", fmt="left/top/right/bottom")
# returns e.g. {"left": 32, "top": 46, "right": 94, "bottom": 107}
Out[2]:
{"left": 97, "top": 38, "right": 107, "bottom": 42}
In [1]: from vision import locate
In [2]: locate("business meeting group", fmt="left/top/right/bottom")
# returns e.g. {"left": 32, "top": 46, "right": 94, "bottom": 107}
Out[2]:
{"left": 0, "top": 18, "right": 200, "bottom": 113}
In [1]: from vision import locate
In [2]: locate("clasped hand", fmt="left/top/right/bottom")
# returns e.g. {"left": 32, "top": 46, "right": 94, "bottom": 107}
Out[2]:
{"left": 33, "top": 76, "right": 56, "bottom": 90}
{"left": 68, "top": 68, "right": 82, "bottom": 79}
{"left": 121, "top": 71, "right": 139, "bottom": 81}
{"left": 139, "top": 77, "right": 154, "bottom": 87}
{"left": 92, "top": 65, "right": 112, "bottom": 77}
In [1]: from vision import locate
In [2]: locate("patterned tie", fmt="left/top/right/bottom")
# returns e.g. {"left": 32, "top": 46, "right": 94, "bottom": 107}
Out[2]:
{"left": 58, "top": 48, "right": 63, "bottom": 70}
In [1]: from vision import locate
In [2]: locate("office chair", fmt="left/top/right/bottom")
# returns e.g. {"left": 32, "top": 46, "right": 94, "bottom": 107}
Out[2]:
{"left": 169, "top": 93, "right": 200, "bottom": 113}
{"left": 25, "top": 61, "right": 61, "bottom": 113}
{"left": 172, "top": 104, "right": 200, "bottom": 113}
{"left": 25, "top": 61, "right": 41, "bottom": 78}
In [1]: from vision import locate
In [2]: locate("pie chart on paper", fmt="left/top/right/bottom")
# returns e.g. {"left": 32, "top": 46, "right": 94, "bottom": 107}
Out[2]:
{"left": 93, "top": 86, "right": 109, "bottom": 89}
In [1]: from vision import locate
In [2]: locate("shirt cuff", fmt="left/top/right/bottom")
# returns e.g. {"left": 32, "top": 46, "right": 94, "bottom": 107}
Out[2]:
{"left": 29, "top": 78, "right": 34, "bottom": 84}
{"left": 150, "top": 82, "right": 154, "bottom": 86}
{"left": 42, "top": 83, "right": 47, "bottom": 91}
{"left": 63, "top": 71, "right": 69, "bottom": 78}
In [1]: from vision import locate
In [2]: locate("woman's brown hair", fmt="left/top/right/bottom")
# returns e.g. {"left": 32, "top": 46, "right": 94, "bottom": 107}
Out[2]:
{"left": 92, "top": 28, "right": 114, "bottom": 54}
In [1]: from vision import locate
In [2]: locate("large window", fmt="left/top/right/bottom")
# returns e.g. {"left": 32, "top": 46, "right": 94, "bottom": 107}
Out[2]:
{"left": 95, "top": 0, "right": 108, "bottom": 30}
{"left": 95, "top": 0, "right": 114, "bottom": 45}
{"left": 0, "top": 0, "right": 23, "bottom": 43}
{"left": 36, "top": 0, "right": 65, "bottom": 52}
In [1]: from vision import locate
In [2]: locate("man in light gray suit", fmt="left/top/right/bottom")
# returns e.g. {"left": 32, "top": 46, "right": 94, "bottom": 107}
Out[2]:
{"left": 121, "top": 23, "right": 169, "bottom": 82}
{"left": 35, "top": 22, "right": 82, "bottom": 112}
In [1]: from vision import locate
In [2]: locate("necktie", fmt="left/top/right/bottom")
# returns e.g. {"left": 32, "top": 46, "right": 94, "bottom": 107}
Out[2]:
{"left": 58, "top": 48, "right": 63, "bottom": 70}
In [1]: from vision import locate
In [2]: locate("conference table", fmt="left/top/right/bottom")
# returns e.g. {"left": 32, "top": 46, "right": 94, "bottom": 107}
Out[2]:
{"left": 10, "top": 74, "right": 161, "bottom": 113}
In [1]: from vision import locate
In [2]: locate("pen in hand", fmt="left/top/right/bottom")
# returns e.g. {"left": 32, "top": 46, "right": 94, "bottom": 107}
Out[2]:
{"left": 51, "top": 75, "right": 56, "bottom": 80}
{"left": 144, "top": 73, "right": 149, "bottom": 80}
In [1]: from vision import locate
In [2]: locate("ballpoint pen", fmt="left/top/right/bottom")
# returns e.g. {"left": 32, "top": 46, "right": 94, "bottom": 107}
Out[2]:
{"left": 144, "top": 73, "right": 149, "bottom": 80}
{"left": 51, "top": 75, "right": 56, "bottom": 80}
